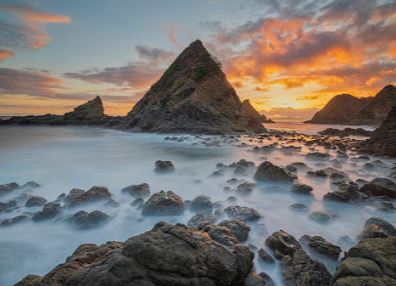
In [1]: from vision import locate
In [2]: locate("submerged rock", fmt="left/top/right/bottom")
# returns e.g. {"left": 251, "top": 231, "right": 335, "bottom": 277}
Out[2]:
{"left": 66, "top": 186, "right": 112, "bottom": 208}
{"left": 0, "top": 215, "right": 28, "bottom": 227}
{"left": 121, "top": 183, "right": 150, "bottom": 198}
{"left": 218, "top": 219, "right": 250, "bottom": 242}
{"left": 257, "top": 248, "right": 275, "bottom": 264}
{"left": 299, "top": 235, "right": 341, "bottom": 260}
{"left": 187, "top": 212, "right": 216, "bottom": 228}
{"left": 236, "top": 182, "right": 256, "bottom": 195}
{"left": 67, "top": 210, "right": 110, "bottom": 230}
{"left": 224, "top": 205, "right": 261, "bottom": 222}
{"left": 357, "top": 217, "right": 396, "bottom": 240}
{"left": 291, "top": 183, "right": 313, "bottom": 195}
{"left": 15, "top": 222, "right": 254, "bottom": 286}
{"left": 32, "top": 202, "right": 61, "bottom": 222}
{"left": 189, "top": 195, "right": 213, "bottom": 214}
{"left": 254, "top": 161, "right": 293, "bottom": 183}
{"left": 309, "top": 211, "right": 336, "bottom": 224}
{"left": 154, "top": 160, "right": 175, "bottom": 173}
{"left": 25, "top": 196, "right": 47, "bottom": 207}
{"left": 0, "top": 182, "right": 19, "bottom": 197}
{"left": 359, "top": 178, "right": 396, "bottom": 198}
{"left": 289, "top": 203, "right": 309, "bottom": 213}
{"left": 265, "top": 230, "right": 332, "bottom": 286}
{"left": 142, "top": 190, "right": 185, "bottom": 216}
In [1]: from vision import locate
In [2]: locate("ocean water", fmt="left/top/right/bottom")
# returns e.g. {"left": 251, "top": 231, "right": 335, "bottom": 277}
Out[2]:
{"left": 0, "top": 125, "right": 394, "bottom": 286}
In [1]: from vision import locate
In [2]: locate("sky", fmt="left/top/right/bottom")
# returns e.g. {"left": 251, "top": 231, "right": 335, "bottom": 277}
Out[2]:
{"left": 0, "top": 0, "right": 395, "bottom": 121}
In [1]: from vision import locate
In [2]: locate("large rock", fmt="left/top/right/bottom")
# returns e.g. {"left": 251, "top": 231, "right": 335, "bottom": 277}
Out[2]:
{"left": 65, "top": 186, "right": 112, "bottom": 208}
{"left": 25, "top": 196, "right": 47, "bottom": 207}
{"left": 32, "top": 202, "right": 61, "bottom": 222}
{"left": 359, "top": 178, "right": 396, "bottom": 198}
{"left": 142, "top": 190, "right": 185, "bottom": 216}
{"left": 189, "top": 195, "right": 213, "bottom": 214}
{"left": 254, "top": 161, "right": 293, "bottom": 183}
{"left": 224, "top": 205, "right": 261, "bottom": 222}
{"left": 332, "top": 237, "right": 396, "bottom": 286}
{"left": 123, "top": 40, "right": 266, "bottom": 134}
{"left": 299, "top": 235, "right": 341, "bottom": 260}
{"left": 218, "top": 219, "right": 250, "bottom": 242}
{"left": 265, "top": 230, "right": 332, "bottom": 286}
{"left": 357, "top": 217, "right": 396, "bottom": 239}
{"left": 121, "top": 183, "right": 150, "bottom": 198}
{"left": 63, "top": 96, "right": 105, "bottom": 121}
{"left": 15, "top": 222, "right": 254, "bottom": 286}
{"left": 0, "top": 182, "right": 19, "bottom": 197}
{"left": 360, "top": 105, "right": 396, "bottom": 157}
{"left": 67, "top": 210, "right": 110, "bottom": 230}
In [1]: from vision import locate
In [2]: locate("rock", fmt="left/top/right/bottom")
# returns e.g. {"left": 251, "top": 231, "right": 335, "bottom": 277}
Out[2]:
{"left": 229, "top": 159, "right": 255, "bottom": 175}
{"left": 291, "top": 183, "right": 313, "bottom": 195}
{"left": 258, "top": 248, "right": 275, "bottom": 263}
{"left": 305, "top": 93, "right": 371, "bottom": 124}
{"left": 305, "top": 152, "right": 330, "bottom": 161}
{"left": 25, "top": 196, "right": 47, "bottom": 207}
{"left": 121, "top": 183, "right": 150, "bottom": 198}
{"left": 130, "top": 198, "right": 144, "bottom": 207}
{"left": 67, "top": 210, "right": 110, "bottom": 230}
{"left": 189, "top": 195, "right": 213, "bottom": 214}
{"left": 319, "top": 128, "right": 373, "bottom": 137}
{"left": 309, "top": 211, "right": 336, "bottom": 224}
{"left": 299, "top": 235, "right": 341, "bottom": 259}
{"left": 103, "top": 198, "right": 119, "bottom": 208}
{"left": 218, "top": 219, "right": 250, "bottom": 242}
{"left": 63, "top": 96, "right": 105, "bottom": 121}
{"left": 360, "top": 104, "right": 396, "bottom": 157}
{"left": 357, "top": 217, "right": 396, "bottom": 239}
{"left": 307, "top": 169, "right": 327, "bottom": 177}
{"left": 289, "top": 203, "right": 309, "bottom": 213}
{"left": 265, "top": 230, "right": 332, "bottom": 286}
{"left": 202, "top": 224, "right": 239, "bottom": 246}
{"left": 240, "top": 99, "right": 273, "bottom": 123}
{"left": 0, "top": 215, "right": 28, "bottom": 227}
{"left": 254, "top": 161, "right": 293, "bottom": 183}
{"left": 236, "top": 182, "right": 256, "bottom": 195}
{"left": 323, "top": 184, "right": 361, "bottom": 202}
{"left": 332, "top": 237, "right": 396, "bottom": 286}
{"left": 123, "top": 40, "right": 266, "bottom": 134}
{"left": 17, "top": 222, "right": 254, "bottom": 286}
{"left": 359, "top": 178, "right": 396, "bottom": 198}
{"left": 142, "top": 190, "right": 185, "bottom": 216}
{"left": 32, "top": 202, "right": 61, "bottom": 222}
{"left": 21, "top": 181, "right": 41, "bottom": 189}
{"left": 224, "top": 206, "right": 261, "bottom": 222}
{"left": 244, "top": 272, "right": 275, "bottom": 286}
{"left": 288, "top": 162, "right": 308, "bottom": 170}
{"left": 187, "top": 212, "right": 216, "bottom": 228}
{"left": 13, "top": 274, "right": 42, "bottom": 286}
{"left": 66, "top": 186, "right": 112, "bottom": 208}
{"left": 154, "top": 160, "right": 175, "bottom": 173}
{"left": 0, "top": 182, "right": 19, "bottom": 197}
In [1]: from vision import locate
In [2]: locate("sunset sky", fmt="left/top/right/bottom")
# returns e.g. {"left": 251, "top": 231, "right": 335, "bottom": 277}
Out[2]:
{"left": 1, "top": 0, "right": 396, "bottom": 121}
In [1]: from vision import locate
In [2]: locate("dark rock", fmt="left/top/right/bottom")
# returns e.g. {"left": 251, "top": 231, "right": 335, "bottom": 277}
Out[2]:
{"left": 66, "top": 186, "right": 112, "bottom": 208}
{"left": 0, "top": 182, "right": 19, "bottom": 197}
{"left": 244, "top": 272, "right": 275, "bottom": 286}
{"left": 323, "top": 184, "right": 361, "bottom": 202}
{"left": 142, "top": 190, "right": 185, "bottom": 216}
{"left": 67, "top": 210, "right": 110, "bottom": 230}
{"left": 309, "top": 211, "right": 336, "bottom": 224}
{"left": 25, "top": 196, "right": 47, "bottom": 207}
{"left": 357, "top": 217, "right": 396, "bottom": 239}
{"left": 299, "top": 235, "right": 341, "bottom": 259}
{"left": 236, "top": 182, "right": 256, "bottom": 195}
{"left": 319, "top": 128, "right": 372, "bottom": 137}
{"left": 21, "top": 181, "right": 41, "bottom": 189}
{"left": 63, "top": 96, "right": 105, "bottom": 121}
{"left": 230, "top": 159, "right": 255, "bottom": 175}
{"left": 291, "top": 183, "right": 313, "bottom": 195}
{"left": 289, "top": 203, "right": 309, "bottom": 213}
{"left": 254, "top": 161, "right": 293, "bottom": 183}
{"left": 258, "top": 248, "right": 275, "bottom": 263}
{"left": 121, "top": 183, "right": 150, "bottom": 198}
{"left": 224, "top": 205, "right": 261, "bottom": 222}
{"left": 202, "top": 224, "right": 239, "bottom": 246}
{"left": 305, "top": 152, "right": 330, "bottom": 161}
{"left": 0, "top": 215, "right": 28, "bottom": 227}
{"left": 187, "top": 212, "right": 216, "bottom": 228}
{"left": 17, "top": 222, "right": 254, "bottom": 286}
{"left": 13, "top": 274, "right": 42, "bottom": 286}
{"left": 32, "top": 202, "right": 61, "bottom": 222}
{"left": 189, "top": 195, "right": 213, "bottom": 214}
{"left": 359, "top": 178, "right": 396, "bottom": 198}
{"left": 265, "top": 230, "right": 332, "bottom": 286}
{"left": 218, "top": 219, "right": 250, "bottom": 242}
{"left": 332, "top": 237, "right": 396, "bottom": 286}
{"left": 130, "top": 198, "right": 144, "bottom": 207}
{"left": 154, "top": 160, "right": 175, "bottom": 173}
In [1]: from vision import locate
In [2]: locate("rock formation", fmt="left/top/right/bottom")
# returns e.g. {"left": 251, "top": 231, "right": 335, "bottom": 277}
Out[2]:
{"left": 14, "top": 222, "right": 254, "bottom": 286}
{"left": 359, "top": 106, "right": 396, "bottom": 157}
{"left": 63, "top": 96, "right": 105, "bottom": 121}
{"left": 123, "top": 40, "right": 266, "bottom": 134}
{"left": 240, "top": 99, "right": 274, "bottom": 123}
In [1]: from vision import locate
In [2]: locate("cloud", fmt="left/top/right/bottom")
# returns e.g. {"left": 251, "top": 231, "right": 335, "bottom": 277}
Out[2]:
{"left": 64, "top": 62, "right": 163, "bottom": 89}
{"left": 0, "top": 49, "right": 14, "bottom": 61}
{"left": 135, "top": 45, "right": 174, "bottom": 63}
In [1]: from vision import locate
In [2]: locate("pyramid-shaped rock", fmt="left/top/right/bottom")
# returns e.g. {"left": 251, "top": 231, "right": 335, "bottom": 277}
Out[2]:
{"left": 360, "top": 106, "right": 396, "bottom": 157}
{"left": 63, "top": 96, "right": 105, "bottom": 121}
{"left": 124, "top": 40, "right": 266, "bottom": 134}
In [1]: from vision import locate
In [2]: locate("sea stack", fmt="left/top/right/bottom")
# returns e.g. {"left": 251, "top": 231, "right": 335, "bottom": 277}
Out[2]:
{"left": 63, "top": 96, "right": 105, "bottom": 121}
{"left": 359, "top": 106, "right": 396, "bottom": 157}
{"left": 123, "top": 40, "right": 266, "bottom": 134}
{"left": 240, "top": 100, "right": 274, "bottom": 123}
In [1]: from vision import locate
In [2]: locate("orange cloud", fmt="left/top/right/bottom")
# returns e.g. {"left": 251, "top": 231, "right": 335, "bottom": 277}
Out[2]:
{"left": 2, "top": 4, "right": 71, "bottom": 24}
{"left": 0, "top": 49, "right": 15, "bottom": 61}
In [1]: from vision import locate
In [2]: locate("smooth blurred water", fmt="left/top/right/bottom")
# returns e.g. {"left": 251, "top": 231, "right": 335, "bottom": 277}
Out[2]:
{"left": 0, "top": 126, "right": 394, "bottom": 286}
{"left": 267, "top": 122, "right": 376, "bottom": 134}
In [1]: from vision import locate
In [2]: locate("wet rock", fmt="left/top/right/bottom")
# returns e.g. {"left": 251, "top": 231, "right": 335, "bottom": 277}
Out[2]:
{"left": 229, "top": 159, "right": 255, "bottom": 175}
{"left": 359, "top": 178, "right": 396, "bottom": 198}
{"left": 305, "top": 152, "right": 330, "bottom": 161}
{"left": 13, "top": 274, "right": 42, "bottom": 286}
{"left": 288, "top": 162, "right": 308, "bottom": 170}
{"left": 103, "top": 198, "right": 119, "bottom": 208}
{"left": 227, "top": 178, "right": 240, "bottom": 185}
{"left": 32, "top": 202, "right": 61, "bottom": 222}
{"left": 332, "top": 237, "right": 396, "bottom": 286}
{"left": 210, "top": 170, "right": 224, "bottom": 177}
{"left": 18, "top": 222, "right": 254, "bottom": 286}
{"left": 25, "top": 196, "right": 47, "bottom": 207}
{"left": 244, "top": 272, "right": 275, "bottom": 286}
{"left": 187, "top": 212, "right": 216, "bottom": 228}
{"left": 142, "top": 190, "right": 185, "bottom": 216}
{"left": 291, "top": 183, "right": 313, "bottom": 195}
{"left": 309, "top": 211, "right": 336, "bottom": 224}
{"left": 67, "top": 210, "right": 110, "bottom": 230}
{"left": 202, "top": 224, "right": 239, "bottom": 246}
{"left": 227, "top": 196, "right": 237, "bottom": 203}
{"left": 224, "top": 205, "right": 262, "bottom": 222}
{"left": 218, "top": 219, "right": 250, "bottom": 242}
{"left": 258, "top": 248, "right": 275, "bottom": 263}
{"left": 300, "top": 235, "right": 341, "bottom": 260}
{"left": 266, "top": 230, "right": 332, "bottom": 286}
{"left": 289, "top": 203, "right": 309, "bottom": 213}
{"left": 130, "top": 198, "right": 144, "bottom": 207}
{"left": 307, "top": 169, "right": 328, "bottom": 177}
{"left": 154, "top": 160, "right": 175, "bottom": 173}
{"left": 254, "top": 161, "right": 293, "bottom": 183}
{"left": 189, "top": 195, "right": 213, "bottom": 214}
{"left": 66, "top": 186, "right": 112, "bottom": 208}
{"left": 323, "top": 184, "right": 362, "bottom": 202}
{"left": 0, "top": 182, "right": 19, "bottom": 197}
{"left": 121, "top": 183, "right": 150, "bottom": 198}
{"left": 357, "top": 217, "right": 396, "bottom": 240}
{"left": 236, "top": 182, "right": 256, "bottom": 195}
{"left": 0, "top": 215, "right": 28, "bottom": 227}
{"left": 21, "top": 181, "right": 41, "bottom": 189}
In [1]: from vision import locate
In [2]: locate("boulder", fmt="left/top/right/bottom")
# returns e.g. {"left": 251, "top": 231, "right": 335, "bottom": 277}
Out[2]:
{"left": 187, "top": 212, "right": 216, "bottom": 228}
{"left": 224, "top": 206, "right": 261, "bottom": 222}
{"left": 121, "top": 183, "right": 150, "bottom": 198}
{"left": 154, "top": 160, "right": 175, "bottom": 173}
{"left": 66, "top": 186, "right": 112, "bottom": 208}
{"left": 359, "top": 178, "right": 396, "bottom": 198}
{"left": 67, "top": 210, "right": 110, "bottom": 230}
{"left": 291, "top": 183, "right": 313, "bottom": 195}
{"left": 357, "top": 217, "right": 396, "bottom": 240}
{"left": 63, "top": 96, "right": 105, "bottom": 121}
{"left": 236, "top": 182, "right": 256, "bottom": 195}
{"left": 142, "top": 190, "right": 185, "bottom": 216}
{"left": 244, "top": 272, "right": 275, "bottom": 286}
{"left": 25, "top": 196, "right": 47, "bottom": 207}
{"left": 0, "top": 182, "right": 19, "bottom": 197}
{"left": 299, "top": 235, "right": 341, "bottom": 260}
{"left": 32, "top": 202, "right": 61, "bottom": 222}
{"left": 309, "top": 211, "right": 336, "bottom": 224}
{"left": 257, "top": 248, "right": 275, "bottom": 264}
{"left": 15, "top": 222, "right": 254, "bottom": 286}
{"left": 189, "top": 195, "right": 213, "bottom": 214}
{"left": 0, "top": 215, "right": 28, "bottom": 227}
{"left": 254, "top": 161, "right": 293, "bottom": 183}
{"left": 218, "top": 219, "right": 250, "bottom": 242}
{"left": 265, "top": 230, "right": 332, "bottom": 286}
